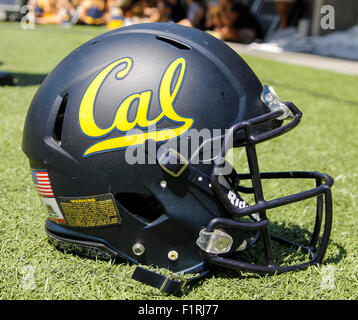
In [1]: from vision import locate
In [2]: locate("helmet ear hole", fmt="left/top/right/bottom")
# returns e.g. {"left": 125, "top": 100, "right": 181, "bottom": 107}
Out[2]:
{"left": 52, "top": 94, "right": 69, "bottom": 146}
{"left": 115, "top": 192, "right": 166, "bottom": 224}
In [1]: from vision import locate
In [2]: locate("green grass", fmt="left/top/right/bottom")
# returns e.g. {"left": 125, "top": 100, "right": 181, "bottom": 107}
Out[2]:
{"left": 0, "top": 22, "right": 357, "bottom": 300}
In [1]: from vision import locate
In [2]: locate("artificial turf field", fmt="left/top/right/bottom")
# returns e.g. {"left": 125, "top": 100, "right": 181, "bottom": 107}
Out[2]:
{"left": 0, "top": 22, "right": 357, "bottom": 300}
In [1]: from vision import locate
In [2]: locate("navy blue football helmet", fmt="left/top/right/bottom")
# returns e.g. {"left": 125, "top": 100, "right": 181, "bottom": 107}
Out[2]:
{"left": 22, "top": 23, "right": 333, "bottom": 295}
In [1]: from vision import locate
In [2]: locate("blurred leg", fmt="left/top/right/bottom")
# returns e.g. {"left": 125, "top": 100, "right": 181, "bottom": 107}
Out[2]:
{"left": 220, "top": 27, "right": 256, "bottom": 43}
{"left": 275, "top": 0, "right": 294, "bottom": 30}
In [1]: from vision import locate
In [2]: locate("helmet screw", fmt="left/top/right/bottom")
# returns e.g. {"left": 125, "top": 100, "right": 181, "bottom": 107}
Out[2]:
{"left": 168, "top": 250, "right": 178, "bottom": 261}
{"left": 160, "top": 180, "right": 167, "bottom": 189}
{"left": 132, "top": 243, "right": 145, "bottom": 256}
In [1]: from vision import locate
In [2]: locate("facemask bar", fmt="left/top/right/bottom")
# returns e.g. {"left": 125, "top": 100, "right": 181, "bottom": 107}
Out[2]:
{"left": 202, "top": 99, "right": 334, "bottom": 274}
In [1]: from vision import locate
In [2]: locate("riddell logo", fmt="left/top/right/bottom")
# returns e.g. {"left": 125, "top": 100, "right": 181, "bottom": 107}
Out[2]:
{"left": 78, "top": 57, "right": 195, "bottom": 157}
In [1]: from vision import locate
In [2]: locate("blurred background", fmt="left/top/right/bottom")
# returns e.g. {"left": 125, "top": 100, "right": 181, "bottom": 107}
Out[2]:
{"left": 1, "top": 0, "right": 358, "bottom": 61}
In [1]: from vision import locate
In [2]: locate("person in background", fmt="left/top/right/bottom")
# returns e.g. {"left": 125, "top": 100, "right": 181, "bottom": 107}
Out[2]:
{"left": 30, "top": 0, "right": 74, "bottom": 24}
{"left": 275, "top": 0, "right": 295, "bottom": 30}
{"left": 206, "top": 0, "right": 262, "bottom": 43}
{"left": 167, "top": 0, "right": 186, "bottom": 23}
{"left": 145, "top": 0, "right": 174, "bottom": 23}
{"left": 31, "top": 0, "right": 57, "bottom": 23}
{"left": 78, "top": 0, "right": 106, "bottom": 25}
{"left": 105, "top": 0, "right": 130, "bottom": 29}
{"left": 129, "top": 0, "right": 158, "bottom": 21}
{"left": 177, "top": 0, "right": 206, "bottom": 29}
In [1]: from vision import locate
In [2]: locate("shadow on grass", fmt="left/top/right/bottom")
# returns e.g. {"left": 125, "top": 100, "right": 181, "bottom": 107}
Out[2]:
{"left": 185, "top": 221, "right": 346, "bottom": 296}
{"left": 45, "top": 220, "right": 346, "bottom": 297}
{"left": 10, "top": 72, "right": 47, "bottom": 87}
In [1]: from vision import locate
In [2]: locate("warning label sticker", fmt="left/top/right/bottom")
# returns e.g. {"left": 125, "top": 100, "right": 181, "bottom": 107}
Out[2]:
{"left": 58, "top": 193, "right": 121, "bottom": 227}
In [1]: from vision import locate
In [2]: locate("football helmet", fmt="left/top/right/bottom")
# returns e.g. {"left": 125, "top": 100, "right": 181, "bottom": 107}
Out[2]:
{"left": 22, "top": 23, "right": 334, "bottom": 295}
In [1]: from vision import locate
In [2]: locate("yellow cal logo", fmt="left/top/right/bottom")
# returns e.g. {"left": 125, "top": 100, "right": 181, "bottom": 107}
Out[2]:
{"left": 79, "top": 57, "right": 194, "bottom": 157}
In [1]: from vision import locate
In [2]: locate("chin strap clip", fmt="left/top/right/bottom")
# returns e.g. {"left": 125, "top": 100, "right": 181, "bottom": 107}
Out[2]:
{"left": 131, "top": 266, "right": 209, "bottom": 296}
{"left": 131, "top": 267, "right": 187, "bottom": 296}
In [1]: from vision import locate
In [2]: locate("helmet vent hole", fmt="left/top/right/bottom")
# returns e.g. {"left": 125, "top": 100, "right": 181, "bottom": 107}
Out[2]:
{"left": 156, "top": 36, "right": 191, "bottom": 50}
{"left": 52, "top": 94, "right": 69, "bottom": 146}
{"left": 115, "top": 193, "right": 166, "bottom": 224}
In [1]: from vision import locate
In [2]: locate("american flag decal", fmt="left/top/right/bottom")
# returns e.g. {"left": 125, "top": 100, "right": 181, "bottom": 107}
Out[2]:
{"left": 31, "top": 170, "right": 54, "bottom": 197}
